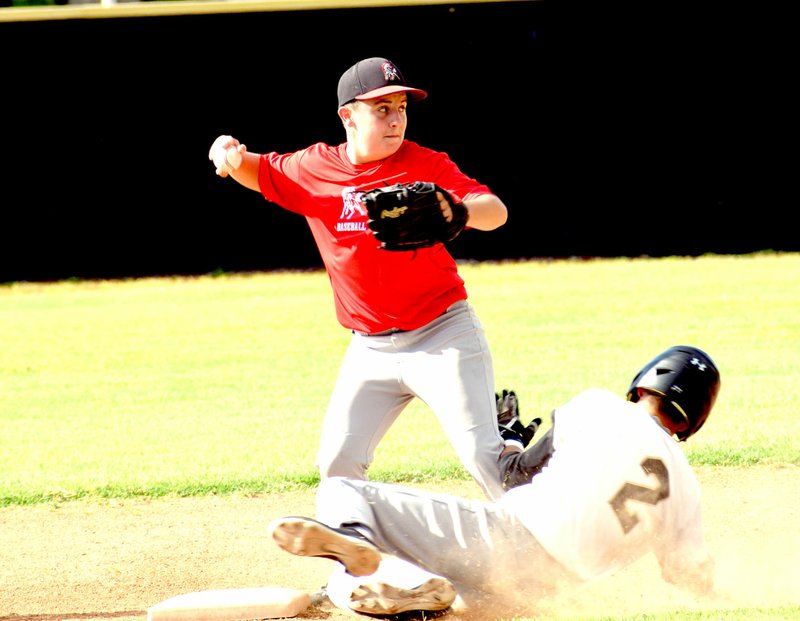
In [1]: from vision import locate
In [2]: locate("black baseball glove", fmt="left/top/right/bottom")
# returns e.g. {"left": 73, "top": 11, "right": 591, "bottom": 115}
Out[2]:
{"left": 362, "top": 181, "right": 468, "bottom": 251}
{"left": 496, "top": 389, "right": 541, "bottom": 449}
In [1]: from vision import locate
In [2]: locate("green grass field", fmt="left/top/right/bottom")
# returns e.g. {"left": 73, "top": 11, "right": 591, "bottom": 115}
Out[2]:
{"left": 1, "top": 252, "right": 798, "bottom": 506}
{"left": 2, "top": 252, "right": 799, "bottom": 620}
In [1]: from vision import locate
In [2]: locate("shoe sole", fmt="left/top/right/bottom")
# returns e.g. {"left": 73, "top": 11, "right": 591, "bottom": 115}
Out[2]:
{"left": 349, "top": 577, "right": 457, "bottom": 615}
{"left": 268, "top": 517, "right": 381, "bottom": 577}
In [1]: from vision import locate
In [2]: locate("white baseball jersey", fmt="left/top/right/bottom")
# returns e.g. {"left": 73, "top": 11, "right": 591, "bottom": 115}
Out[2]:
{"left": 501, "top": 388, "right": 710, "bottom": 582}
{"left": 315, "top": 388, "right": 712, "bottom": 607}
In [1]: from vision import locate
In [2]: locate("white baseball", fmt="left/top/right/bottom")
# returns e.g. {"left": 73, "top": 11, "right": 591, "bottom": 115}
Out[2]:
{"left": 225, "top": 146, "right": 243, "bottom": 171}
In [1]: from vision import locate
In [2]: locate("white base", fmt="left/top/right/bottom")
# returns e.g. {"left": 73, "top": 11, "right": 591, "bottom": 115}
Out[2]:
{"left": 147, "top": 586, "right": 311, "bottom": 621}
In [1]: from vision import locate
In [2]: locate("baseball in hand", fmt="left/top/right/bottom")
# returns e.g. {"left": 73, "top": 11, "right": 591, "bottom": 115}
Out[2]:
{"left": 225, "top": 146, "right": 243, "bottom": 171}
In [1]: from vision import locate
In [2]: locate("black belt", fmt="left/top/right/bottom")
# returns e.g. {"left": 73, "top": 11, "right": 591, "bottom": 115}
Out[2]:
{"left": 354, "top": 300, "right": 466, "bottom": 337}
{"left": 354, "top": 327, "right": 405, "bottom": 337}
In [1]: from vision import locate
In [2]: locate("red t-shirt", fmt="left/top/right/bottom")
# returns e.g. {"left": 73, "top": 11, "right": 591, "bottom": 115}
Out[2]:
{"left": 258, "top": 140, "right": 492, "bottom": 334}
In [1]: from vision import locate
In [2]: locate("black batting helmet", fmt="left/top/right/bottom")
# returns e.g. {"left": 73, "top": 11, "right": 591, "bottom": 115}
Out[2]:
{"left": 627, "top": 345, "right": 720, "bottom": 441}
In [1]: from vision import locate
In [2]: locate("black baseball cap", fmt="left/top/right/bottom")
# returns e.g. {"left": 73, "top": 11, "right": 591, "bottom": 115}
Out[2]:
{"left": 337, "top": 57, "right": 428, "bottom": 107}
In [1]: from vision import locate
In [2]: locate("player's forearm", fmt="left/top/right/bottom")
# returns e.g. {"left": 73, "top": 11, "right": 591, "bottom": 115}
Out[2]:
{"left": 227, "top": 151, "right": 261, "bottom": 192}
{"left": 498, "top": 427, "right": 555, "bottom": 491}
{"left": 463, "top": 194, "right": 508, "bottom": 230}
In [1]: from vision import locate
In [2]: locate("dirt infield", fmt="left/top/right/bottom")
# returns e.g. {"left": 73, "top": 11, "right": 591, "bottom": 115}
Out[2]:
{"left": 2, "top": 466, "right": 798, "bottom": 621}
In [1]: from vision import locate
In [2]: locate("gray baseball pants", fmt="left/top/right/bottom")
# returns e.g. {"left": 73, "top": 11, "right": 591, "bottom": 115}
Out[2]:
{"left": 316, "top": 476, "right": 576, "bottom": 608}
{"left": 315, "top": 300, "right": 506, "bottom": 500}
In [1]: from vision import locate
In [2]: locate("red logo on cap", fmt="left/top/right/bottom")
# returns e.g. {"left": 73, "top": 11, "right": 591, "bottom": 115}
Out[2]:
{"left": 382, "top": 62, "right": 401, "bottom": 83}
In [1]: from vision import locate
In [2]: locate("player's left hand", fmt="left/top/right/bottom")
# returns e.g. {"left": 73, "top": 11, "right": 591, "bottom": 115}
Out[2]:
{"left": 496, "top": 389, "right": 541, "bottom": 449}
{"left": 362, "top": 181, "right": 468, "bottom": 251}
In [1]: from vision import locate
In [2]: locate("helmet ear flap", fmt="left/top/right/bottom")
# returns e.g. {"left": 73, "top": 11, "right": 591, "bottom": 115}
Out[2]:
{"left": 665, "top": 400, "right": 692, "bottom": 441}
{"left": 628, "top": 346, "right": 720, "bottom": 441}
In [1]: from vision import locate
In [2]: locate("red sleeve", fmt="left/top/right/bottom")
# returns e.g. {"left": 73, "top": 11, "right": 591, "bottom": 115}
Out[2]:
{"left": 256, "top": 150, "right": 312, "bottom": 216}
{"left": 394, "top": 141, "right": 493, "bottom": 203}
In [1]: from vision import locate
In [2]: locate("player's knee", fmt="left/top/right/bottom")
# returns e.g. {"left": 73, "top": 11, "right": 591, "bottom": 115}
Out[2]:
{"left": 317, "top": 452, "right": 368, "bottom": 481}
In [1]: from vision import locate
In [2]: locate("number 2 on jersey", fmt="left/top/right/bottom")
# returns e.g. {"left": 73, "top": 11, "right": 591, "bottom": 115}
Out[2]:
{"left": 609, "top": 457, "right": 670, "bottom": 533}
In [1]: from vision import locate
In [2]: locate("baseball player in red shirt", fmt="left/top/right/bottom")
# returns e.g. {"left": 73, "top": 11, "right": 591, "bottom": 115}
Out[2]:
{"left": 209, "top": 55, "right": 510, "bottom": 497}
{"left": 210, "top": 57, "right": 513, "bottom": 615}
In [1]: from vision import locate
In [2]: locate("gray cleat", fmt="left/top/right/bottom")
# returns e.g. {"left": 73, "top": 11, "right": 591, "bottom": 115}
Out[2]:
{"left": 349, "top": 576, "right": 457, "bottom": 615}
{"left": 268, "top": 516, "right": 381, "bottom": 577}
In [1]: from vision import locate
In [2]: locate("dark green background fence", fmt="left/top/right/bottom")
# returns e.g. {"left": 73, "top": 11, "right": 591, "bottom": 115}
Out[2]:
{"left": 1, "top": 1, "right": 795, "bottom": 282}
